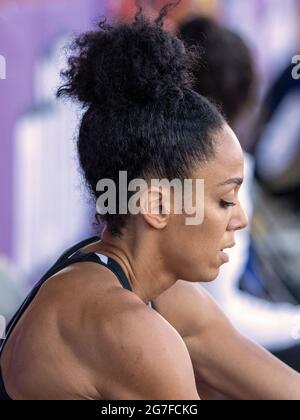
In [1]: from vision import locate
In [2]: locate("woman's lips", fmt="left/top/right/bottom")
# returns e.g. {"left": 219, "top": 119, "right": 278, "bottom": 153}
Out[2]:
{"left": 219, "top": 243, "right": 235, "bottom": 264}
{"left": 219, "top": 251, "right": 230, "bottom": 264}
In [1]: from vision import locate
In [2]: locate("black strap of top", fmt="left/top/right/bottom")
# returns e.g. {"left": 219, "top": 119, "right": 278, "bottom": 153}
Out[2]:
{"left": 90, "top": 252, "right": 132, "bottom": 292}
{"left": 54, "top": 236, "right": 100, "bottom": 265}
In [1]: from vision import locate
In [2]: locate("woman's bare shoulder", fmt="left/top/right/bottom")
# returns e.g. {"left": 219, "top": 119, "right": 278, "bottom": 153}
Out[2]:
{"left": 39, "top": 260, "right": 139, "bottom": 335}
{"left": 47, "top": 263, "right": 199, "bottom": 399}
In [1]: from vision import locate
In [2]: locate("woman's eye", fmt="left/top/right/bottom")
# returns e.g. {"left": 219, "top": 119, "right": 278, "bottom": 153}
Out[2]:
{"left": 220, "top": 199, "right": 237, "bottom": 209}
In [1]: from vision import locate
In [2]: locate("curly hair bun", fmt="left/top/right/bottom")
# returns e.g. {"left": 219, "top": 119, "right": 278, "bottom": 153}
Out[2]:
{"left": 58, "top": 8, "right": 194, "bottom": 107}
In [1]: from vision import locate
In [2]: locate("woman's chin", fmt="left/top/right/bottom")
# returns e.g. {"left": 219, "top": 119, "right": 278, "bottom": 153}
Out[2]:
{"left": 194, "top": 267, "right": 221, "bottom": 283}
{"left": 200, "top": 266, "right": 221, "bottom": 283}
{"left": 178, "top": 262, "right": 221, "bottom": 283}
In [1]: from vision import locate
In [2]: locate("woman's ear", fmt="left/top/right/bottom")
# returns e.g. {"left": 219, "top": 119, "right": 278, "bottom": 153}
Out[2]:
{"left": 141, "top": 186, "right": 170, "bottom": 230}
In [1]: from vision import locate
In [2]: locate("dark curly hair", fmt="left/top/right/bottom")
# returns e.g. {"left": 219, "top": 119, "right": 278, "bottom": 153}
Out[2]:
{"left": 178, "top": 17, "right": 256, "bottom": 125}
{"left": 57, "top": 2, "right": 224, "bottom": 236}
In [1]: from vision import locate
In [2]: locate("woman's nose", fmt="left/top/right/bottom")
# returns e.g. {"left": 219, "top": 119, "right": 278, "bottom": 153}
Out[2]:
{"left": 228, "top": 204, "right": 249, "bottom": 231}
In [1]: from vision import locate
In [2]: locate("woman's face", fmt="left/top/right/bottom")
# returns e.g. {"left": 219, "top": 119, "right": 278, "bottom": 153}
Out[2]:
{"left": 164, "top": 124, "right": 248, "bottom": 282}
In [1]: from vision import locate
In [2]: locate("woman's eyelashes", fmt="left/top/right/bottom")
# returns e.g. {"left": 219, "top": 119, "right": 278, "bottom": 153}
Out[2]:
{"left": 220, "top": 199, "right": 237, "bottom": 209}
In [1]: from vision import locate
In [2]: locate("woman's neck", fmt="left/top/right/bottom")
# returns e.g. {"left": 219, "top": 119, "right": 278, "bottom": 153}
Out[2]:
{"left": 94, "top": 228, "right": 177, "bottom": 304}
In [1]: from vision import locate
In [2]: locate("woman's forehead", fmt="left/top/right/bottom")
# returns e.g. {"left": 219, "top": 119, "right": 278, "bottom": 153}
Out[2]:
{"left": 215, "top": 124, "right": 244, "bottom": 160}
{"left": 194, "top": 126, "right": 244, "bottom": 185}
{"left": 214, "top": 132, "right": 244, "bottom": 175}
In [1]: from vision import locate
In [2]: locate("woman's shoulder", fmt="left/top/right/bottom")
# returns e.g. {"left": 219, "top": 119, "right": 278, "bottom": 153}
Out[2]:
{"left": 45, "top": 263, "right": 198, "bottom": 399}
{"left": 40, "top": 260, "right": 138, "bottom": 330}
{"left": 40, "top": 260, "right": 173, "bottom": 355}
{"left": 48, "top": 260, "right": 176, "bottom": 342}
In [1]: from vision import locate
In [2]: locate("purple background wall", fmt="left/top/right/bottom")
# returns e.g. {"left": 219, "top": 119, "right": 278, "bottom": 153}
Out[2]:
{"left": 0, "top": 0, "right": 109, "bottom": 258}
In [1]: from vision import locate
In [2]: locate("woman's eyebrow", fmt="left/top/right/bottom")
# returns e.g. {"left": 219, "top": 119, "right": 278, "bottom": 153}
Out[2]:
{"left": 218, "top": 177, "right": 244, "bottom": 187}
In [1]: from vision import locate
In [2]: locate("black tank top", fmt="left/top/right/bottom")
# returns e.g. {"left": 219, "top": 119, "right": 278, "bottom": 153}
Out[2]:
{"left": 0, "top": 236, "right": 155, "bottom": 400}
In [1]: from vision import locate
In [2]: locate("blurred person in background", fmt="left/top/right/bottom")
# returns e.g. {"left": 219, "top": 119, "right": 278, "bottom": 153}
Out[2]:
{"left": 253, "top": 59, "right": 300, "bottom": 208}
{"left": 178, "top": 16, "right": 300, "bottom": 371}
{"left": 114, "top": 0, "right": 219, "bottom": 22}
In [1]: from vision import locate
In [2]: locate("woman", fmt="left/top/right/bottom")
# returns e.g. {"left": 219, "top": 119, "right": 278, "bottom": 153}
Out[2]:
{"left": 1, "top": 5, "right": 300, "bottom": 400}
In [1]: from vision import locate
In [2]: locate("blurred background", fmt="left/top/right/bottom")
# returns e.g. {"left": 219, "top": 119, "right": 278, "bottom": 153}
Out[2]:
{"left": 1, "top": 0, "right": 300, "bottom": 369}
